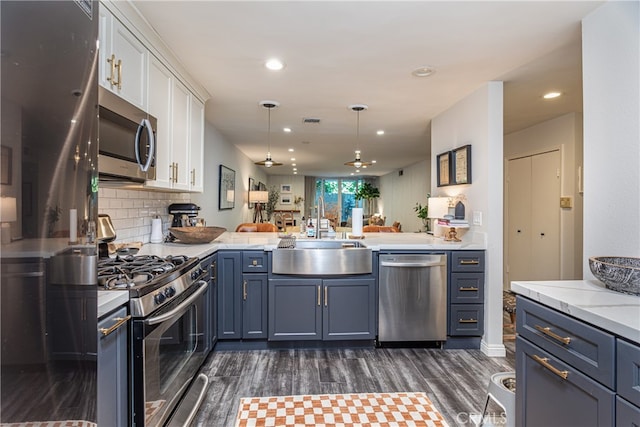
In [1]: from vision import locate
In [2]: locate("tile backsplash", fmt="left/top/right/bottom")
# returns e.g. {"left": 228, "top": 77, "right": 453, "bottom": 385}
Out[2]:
{"left": 98, "top": 187, "right": 190, "bottom": 244}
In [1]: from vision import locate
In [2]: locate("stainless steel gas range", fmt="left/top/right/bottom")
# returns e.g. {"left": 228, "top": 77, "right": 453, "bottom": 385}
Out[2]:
{"left": 98, "top": 254, "right": 210, "bottom": 427}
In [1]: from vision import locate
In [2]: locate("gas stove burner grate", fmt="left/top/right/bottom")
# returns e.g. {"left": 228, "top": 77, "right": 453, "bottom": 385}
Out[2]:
{"left": 97, "top": 254, "right": 195, "bottom": 290}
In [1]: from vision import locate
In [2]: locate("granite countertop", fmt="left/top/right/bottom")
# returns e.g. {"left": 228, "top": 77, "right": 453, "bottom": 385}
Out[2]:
{"left": 511, "top": 280, "right": 640, "bottom": 344}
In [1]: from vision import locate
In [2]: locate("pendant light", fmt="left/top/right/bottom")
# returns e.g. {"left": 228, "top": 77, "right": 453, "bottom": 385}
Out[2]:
{"left": 255, "top": 100, "right": 283, "bottom": 167}
{"left": 344, "top": 104, "right": 373, "bottom": 169}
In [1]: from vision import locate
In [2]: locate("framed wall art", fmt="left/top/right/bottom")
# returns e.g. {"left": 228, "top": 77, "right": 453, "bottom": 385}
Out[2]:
{"left": 280, "top": 183, "right": 292, "bottom": 193}
{"left": 219, "top": 164, "right": 235, "bottom": 210}
{"left": 436, "top": 151, "right": 452, "bottom": 187}
{"left": 248, "top": 177, "right": 256, "bottom": 209}
{"left": 452, "top": 144, "right": 472, "bottom": 185}
{"left": 280, "top": 195, "right": 292, "bottom": 205}
{"left": 1, "top": 146, "right": 12, "bottom": 185}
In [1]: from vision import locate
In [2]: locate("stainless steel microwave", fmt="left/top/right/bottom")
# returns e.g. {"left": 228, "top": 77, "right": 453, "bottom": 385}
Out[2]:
{"left": 98, "top": 87, "right": 157, "bottom": 182}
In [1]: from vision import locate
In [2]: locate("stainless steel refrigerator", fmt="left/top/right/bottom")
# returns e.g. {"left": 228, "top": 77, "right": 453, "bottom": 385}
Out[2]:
{"left": 1, "top": 1, "right": 99, "bottom": 423}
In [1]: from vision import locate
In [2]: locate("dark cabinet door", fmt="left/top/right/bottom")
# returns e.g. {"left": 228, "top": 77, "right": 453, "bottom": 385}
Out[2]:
{"left": 516, "top": 336, "right": 615, "bottom": 427}
{"left": 48, "top": 286, "right": 97, "bottom": 360}
{"left": 98, "top": 306, "right": 129, "bottom": 427}
{"left": 242, "top": 274, "right": 268, "bottom": 339}
{"left": 323, "top": 278, "right": 375, "bottom": 340}
{"left": 269, "top": 278, "right": 322, "bottom": 341}
{"left": 217, "top": 251, "right": 242, "bottom": 339}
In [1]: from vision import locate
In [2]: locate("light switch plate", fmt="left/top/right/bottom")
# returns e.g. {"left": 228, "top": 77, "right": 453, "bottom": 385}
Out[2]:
{"left": 560, "top": 197, "right": 572, "bottom": 208}
{"left": 473, "top": 211, "right": 482, "bottom": 225}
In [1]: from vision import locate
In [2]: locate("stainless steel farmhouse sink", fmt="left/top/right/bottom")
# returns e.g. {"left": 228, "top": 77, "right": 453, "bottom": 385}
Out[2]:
{"left": 272, "top": 239, "right": 372, "bottom": 275}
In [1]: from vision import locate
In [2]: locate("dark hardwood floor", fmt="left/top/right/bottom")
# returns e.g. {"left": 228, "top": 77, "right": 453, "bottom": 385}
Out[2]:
{"left": 192, "top": 341, "right": 515, "bottom": 426}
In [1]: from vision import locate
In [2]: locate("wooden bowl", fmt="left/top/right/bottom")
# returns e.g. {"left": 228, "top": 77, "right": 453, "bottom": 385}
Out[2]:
{"left": 169, "top": 226, "right": 226, "bottom": 244}
{"left": 589, "top": 256, "right": 640, "bottom": 296}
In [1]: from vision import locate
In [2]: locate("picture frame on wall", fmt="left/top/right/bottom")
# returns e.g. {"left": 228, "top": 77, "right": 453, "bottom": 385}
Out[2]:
{"left": 219, "top": 164, "right": 235, "bottom": 210}
{"left": 436, "top": 151, "right": 452, "bottom": 187}
{"left": 1, "top": 146, "right": 12, "bottom": 185}
{"left": 452, "top": 144, "right": 472, "bottom": 185}
{"left": 280, "top": 184, "right": 292, "bottom": 193}
{"left": 280, "top": 195, "right": 292, "bottom": 205}
{"left": 248, "top": 177, "right": 255, "bottom": 209}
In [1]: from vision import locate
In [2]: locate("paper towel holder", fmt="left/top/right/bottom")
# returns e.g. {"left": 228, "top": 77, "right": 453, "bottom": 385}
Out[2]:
{"left": 150, "top": 216, "right": 164, "bottom": 243}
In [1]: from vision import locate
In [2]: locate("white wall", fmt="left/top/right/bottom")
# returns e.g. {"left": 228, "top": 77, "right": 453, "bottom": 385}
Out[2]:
{"left": 504, "top": 113, "right": 584, "bottom": 281}
{"left": 379, "top": 160, "right": 430, "bottom": 232}
{"left": 431, "top": 81, "right": 505, "bottom": 357}
{"left": 191, "top": 121, "right": 267, "bottom": 231}
{"left": 582, "top": 1, "right": 640, "bottom": 276}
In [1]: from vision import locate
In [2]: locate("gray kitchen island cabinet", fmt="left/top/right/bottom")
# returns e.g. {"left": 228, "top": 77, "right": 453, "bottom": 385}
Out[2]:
{"left": 268, "top": 277, "right": 376, "bottom": 341}
{"left": 217, "top": 251, "right": 268, "bottom": 340}
{"left": 98, "top": 305, "right": 130, "bottom": 427}
{"left": 516, "top": 296, "right": 617, "bottom": 426}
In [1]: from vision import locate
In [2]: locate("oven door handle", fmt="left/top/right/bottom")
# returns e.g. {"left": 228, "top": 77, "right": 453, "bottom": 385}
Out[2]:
{"left": 145, "top": 280, "right": 208, "bottom": 326}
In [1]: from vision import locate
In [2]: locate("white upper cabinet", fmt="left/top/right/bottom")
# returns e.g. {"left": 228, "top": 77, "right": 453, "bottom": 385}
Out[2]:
{"left": 146, "top": 56, "right": 173, "bottom": 189}
{"left": 170, "top": 79, "right": 191, "bottom": 191}
{"left": 189, "top": 98, "right": 205, "bottom": 192}
{"left": 99, "top": 1, "right": 208, "bottom": 192}
{"left": 145, "top": 57, "right": 204, "bottom": 192}
{"left": 99, "top": 6, "right": 147, "bottom": 110}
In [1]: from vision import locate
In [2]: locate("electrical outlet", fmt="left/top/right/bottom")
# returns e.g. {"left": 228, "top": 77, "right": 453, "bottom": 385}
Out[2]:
{"left": 560, "top": 197, "right": 572, "bottom": 208}
{"left": 473, "top": 211, "right": 482, "bottom": 225}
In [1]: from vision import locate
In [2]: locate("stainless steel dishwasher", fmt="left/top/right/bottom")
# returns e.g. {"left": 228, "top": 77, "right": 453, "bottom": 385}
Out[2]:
{"left": 378, "top": 253, "right": 447, "bottom": 342}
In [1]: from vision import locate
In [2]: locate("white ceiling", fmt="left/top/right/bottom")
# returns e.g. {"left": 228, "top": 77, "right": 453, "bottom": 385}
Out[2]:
{"left": 132, "top": 0, "right": 601, "bottom": 177}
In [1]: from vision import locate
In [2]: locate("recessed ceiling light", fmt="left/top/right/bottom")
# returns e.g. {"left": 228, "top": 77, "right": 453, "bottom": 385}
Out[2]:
{"left": 377, "top": 130, "right": 384, "bottom": 135}
{"left": 350, "top": 172, "right": 355, "bottom": 176}
{"left": 293, "top": 168, "right": 297, "bottom": 171}
{"left": 412, "top": 66, "right": 436, "bottom": 77}
{"left": 543, "top": 91, "right": 562, "bottom": 99}
{"left": 288, "top": 148, "right": 294, "bottom": 152}
{"left": 265, "top": 58, "right": 285, "bottom": 71}
{"left": 292, "top": 163, "right": 296, "bottom": 167}
{"left": 293, "top": 171, "right": 298, "bottom": 175}
{"left": 284, "top": 128, "right": 292, "bottom": 133}
{"left": 290, "top": 157, "right": 295, "bottom": 161}
{"left": 372, "top": 160, "right": 377, "bottom": 164}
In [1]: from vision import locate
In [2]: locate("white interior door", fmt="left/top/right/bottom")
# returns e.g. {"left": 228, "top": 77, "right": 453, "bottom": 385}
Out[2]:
{"left": 506, "top": 150, "right": 561, "bottom": 285}
{"left": 531, "top": 150, "right": 561, "bottom": 280}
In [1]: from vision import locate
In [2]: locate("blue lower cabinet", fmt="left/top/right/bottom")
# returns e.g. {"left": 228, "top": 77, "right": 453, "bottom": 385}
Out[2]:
{"left": 97, "top": 306, "right": 129, "bottom": 427}
{"left": 268, "top": 277, "right": 376, "bottom": 341}
{"left": 516, "top": 336, "right": 615, "bottom": 426}
{"left": 616, "top": 396, "right": 640, "bottom": 427}
{"left": 242, "top": 273, "right": 268, "bottom": 338}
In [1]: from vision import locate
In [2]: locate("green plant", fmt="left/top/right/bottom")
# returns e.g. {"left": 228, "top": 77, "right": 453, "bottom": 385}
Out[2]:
{"left": 354, "top": 182, "right": 380, "bottom": 201}
{"left": 414, "top": 194, "right": 431, "bottom": 230}
{"left": 266, "top": 185, "right": 280, "bottom": 221}
{"left": 46, "top": 204, "right": 62, "bottom": 237}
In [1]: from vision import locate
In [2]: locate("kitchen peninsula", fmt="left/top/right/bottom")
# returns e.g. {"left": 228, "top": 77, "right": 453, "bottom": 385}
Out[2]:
{"left": 511, "top": 280, "right": 640, "bottom": 425}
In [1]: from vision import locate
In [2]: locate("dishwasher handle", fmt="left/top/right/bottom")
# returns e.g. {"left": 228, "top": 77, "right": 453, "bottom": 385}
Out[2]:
{"left": 380, "top": 259, "right": 446, "bottom": 268}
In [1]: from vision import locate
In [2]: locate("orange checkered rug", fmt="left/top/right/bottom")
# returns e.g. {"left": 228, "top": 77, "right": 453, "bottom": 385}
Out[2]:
{"left": 235, "top": 392, "right": 449, "bottom": 426}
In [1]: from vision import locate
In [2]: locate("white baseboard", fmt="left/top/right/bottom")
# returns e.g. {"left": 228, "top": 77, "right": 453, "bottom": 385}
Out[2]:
{"left": 481, "top": 340, "right": 506, "bottom": 357}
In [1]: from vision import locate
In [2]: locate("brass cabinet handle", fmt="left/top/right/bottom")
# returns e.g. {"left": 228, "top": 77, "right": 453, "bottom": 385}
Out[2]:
{"left": 535, "top": 325, "right": 571, "bottom": 345}
{"left": 243, "top": 280, "right": 247, "bottom": 301}
{"left": 533, "top": 354, "right": 569, "bottom": 380}
{"left": 116, "top": 59, "right": 122, "bottom": 90}
{"left": 460, "top": 259, "right": 479, "bottom": 265}
{"left": 324, "top": 286, "right": 328, "bottom": 307}
{"left": 459, "top": 286, "right": 479, "bottom": 291}
{"left": 107, "top": 54, "right": 117, "bottom": 87}
{"left": 191, "top": 169, "right": 196, "bottom": 186}
{"left": 459, "top": 319, "right": 478, "bottom": 323}
{"left": 317, "top": 285, "right": 321, "bottom": 306}
{"left": 174, "top": 162, "right": 179, "bottom": 182}
{"left": 99, "top": 315, "right": 131, "bottom": 337}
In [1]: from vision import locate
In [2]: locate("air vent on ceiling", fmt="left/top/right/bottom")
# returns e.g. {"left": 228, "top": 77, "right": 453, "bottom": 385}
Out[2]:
{"left": 302, "top": 117, "right": 321, "bottom": 124}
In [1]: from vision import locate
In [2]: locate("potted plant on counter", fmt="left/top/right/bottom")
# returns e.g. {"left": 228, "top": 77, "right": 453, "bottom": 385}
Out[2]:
{"left": 414, "top": 194, "right": 430, "bottom": 232}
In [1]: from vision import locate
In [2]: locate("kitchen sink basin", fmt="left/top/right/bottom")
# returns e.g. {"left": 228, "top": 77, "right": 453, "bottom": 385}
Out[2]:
{"left": 272, "top": 239, "right": 372, "bottom": 275}
{"left": 292, "top": 240, "right": 366, "bottom": 249}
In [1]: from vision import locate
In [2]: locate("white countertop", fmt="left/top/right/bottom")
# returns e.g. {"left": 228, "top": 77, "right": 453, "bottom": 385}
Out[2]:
{"left": 511, "top": 280, "right": 640, "bottom": 344}
{"left": 137, "top": 231, "right": 486, "bottom": 259}
{"left": 98, "top": 290, "right": 129, "bottom": 318}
